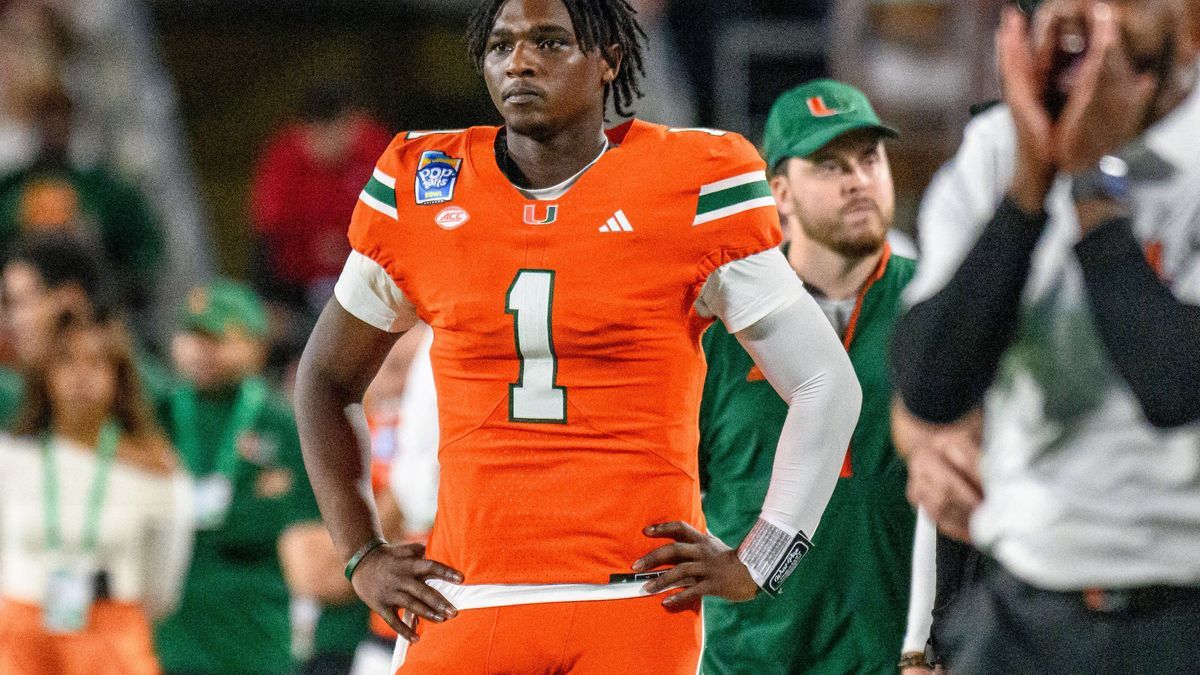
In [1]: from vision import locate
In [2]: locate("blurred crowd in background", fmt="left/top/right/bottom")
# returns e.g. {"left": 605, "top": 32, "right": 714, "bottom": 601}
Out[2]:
{"left": 0, "top": 0, "right": 1010, "bottom": 673}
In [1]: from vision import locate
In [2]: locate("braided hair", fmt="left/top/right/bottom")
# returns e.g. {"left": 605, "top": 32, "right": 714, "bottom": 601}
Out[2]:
{"left": 466, "top": 0, "right": 647, "bottom": 118}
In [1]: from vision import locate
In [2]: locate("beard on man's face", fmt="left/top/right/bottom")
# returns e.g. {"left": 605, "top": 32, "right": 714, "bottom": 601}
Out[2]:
{"left": 799, "top": 201, "right": 890, "bottom": 259}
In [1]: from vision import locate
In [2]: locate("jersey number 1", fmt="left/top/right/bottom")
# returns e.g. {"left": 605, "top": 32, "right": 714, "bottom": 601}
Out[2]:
{"left": 506, "top": 270, "right": 567, "bottom": 423}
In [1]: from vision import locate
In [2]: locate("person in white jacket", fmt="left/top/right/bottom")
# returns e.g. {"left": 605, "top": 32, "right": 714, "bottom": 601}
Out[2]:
{"left": 0, "top": 317, "right": 192, "bottom": 675}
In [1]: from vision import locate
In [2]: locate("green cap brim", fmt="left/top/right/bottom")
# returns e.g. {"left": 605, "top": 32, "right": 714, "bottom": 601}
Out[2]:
{"left": 183, "top": 314, "right": 229, "bottom": 338}
{"left": 771, "top": 121, "right": 899, "bottom": 170}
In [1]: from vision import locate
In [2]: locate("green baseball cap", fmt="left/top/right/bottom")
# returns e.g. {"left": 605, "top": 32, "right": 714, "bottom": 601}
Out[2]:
{"left": 181, "top": 279, "right": 268, "bottom": 341}
{"left": 763, "top": 79, "right": 899, "bottom": 171}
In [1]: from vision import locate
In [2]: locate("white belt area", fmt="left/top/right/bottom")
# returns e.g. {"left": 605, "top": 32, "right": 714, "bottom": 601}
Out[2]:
{"left": 430, "top": 578, "right": 661, "bottom": 610}
{"left": 390, "top": 579, "right": 662, "bottom": 672}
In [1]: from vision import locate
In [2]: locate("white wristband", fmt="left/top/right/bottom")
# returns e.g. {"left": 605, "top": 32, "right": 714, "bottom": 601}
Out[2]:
{"left": 737, "top": 517, "right": 813, "bottom": 596}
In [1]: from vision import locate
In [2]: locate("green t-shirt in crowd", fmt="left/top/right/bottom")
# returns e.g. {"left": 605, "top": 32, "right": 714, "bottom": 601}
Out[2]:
{"left": 698, "top": 252, "right": 917, "bottom": 675}
{"left": 0, "top": 163, "right": 164, "bottom": 302}
{"left": 154, "top": 378, "right": 322, "bottom": 675}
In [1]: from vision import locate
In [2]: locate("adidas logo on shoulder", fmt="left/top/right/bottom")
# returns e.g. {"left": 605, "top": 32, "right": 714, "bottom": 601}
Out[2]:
{"left": 599, "top": 210, "right": 634, "bottom": 233}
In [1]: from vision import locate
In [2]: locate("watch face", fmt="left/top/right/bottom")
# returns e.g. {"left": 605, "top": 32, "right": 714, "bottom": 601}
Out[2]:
{"left": 1017, "top": 0, "right": 1043, "bottom": 14}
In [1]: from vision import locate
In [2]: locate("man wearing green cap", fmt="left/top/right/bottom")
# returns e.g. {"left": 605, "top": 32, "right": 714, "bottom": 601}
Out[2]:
{"left": 153, "top": 279, "right": 366, "bottom": 674}
{"left": 699, "top": 79, "right": 923, "bottom": 674}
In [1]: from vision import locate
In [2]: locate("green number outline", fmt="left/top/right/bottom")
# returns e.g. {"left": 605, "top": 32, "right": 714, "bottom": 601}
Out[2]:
{"left": 505, "top": 269, "right": 568, "bottom": 424}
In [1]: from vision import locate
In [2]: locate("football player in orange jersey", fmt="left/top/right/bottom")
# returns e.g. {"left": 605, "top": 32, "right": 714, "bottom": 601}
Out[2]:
{"left": 295, "top": 1, "right": 863, "bottom": 672}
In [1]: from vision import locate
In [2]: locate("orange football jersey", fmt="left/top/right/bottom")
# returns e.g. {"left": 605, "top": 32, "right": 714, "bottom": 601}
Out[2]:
{"left": 347, "top": 120, "right": 781, "bottom": 585}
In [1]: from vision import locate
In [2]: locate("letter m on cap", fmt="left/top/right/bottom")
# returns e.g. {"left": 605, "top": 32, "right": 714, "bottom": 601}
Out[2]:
{"left": 807, "top": 96, "right": 839, "bottom": 117}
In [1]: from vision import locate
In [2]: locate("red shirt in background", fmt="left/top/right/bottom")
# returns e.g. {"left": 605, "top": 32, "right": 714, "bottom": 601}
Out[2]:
{"left": 250, "top": 117, "right": 393, "bottom": 289}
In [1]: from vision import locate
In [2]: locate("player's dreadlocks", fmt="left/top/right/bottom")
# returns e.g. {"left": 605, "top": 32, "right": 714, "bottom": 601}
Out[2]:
{"left": 466, "top": 0, "right": 647, "bottom": 118}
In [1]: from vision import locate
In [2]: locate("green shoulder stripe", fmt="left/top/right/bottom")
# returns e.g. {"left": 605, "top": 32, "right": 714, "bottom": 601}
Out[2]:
{"left": 694, "top": 171, "right": 774, "bottom": 225}
{"left": 362, "top": 170, "right": 397, "bottom": 209}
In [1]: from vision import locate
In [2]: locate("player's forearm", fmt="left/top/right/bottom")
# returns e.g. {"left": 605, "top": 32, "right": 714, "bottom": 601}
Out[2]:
{"left": 1074, "top": 214, "right": 1200, "bottom": 428}
{"left": 761, "top": 363, "right": 860, "bottom": 537}
{"left": 733, "top": 295, "right": 862, "bottom": 592}
{"left": 295, "top": 301, "right": 399, "bottom": 561}
{"left": 295, "top": 360, "right": 382, "bottom": 560}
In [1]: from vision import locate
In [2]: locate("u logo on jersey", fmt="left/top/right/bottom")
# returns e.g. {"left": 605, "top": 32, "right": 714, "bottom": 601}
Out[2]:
{"left": 807, "top": 96, "right": 840, "bottom": 117}
{"left": 523, "top": 204, "right": 559, "bottom": 225}
{"left": 415, "top": 150, "right": 462, "bottom": 205}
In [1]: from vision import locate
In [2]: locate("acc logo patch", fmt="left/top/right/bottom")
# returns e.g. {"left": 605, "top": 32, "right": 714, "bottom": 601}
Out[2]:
{"left": 435, "top": 205, "right": 470, "bottom": 230}
{"left": 415, "top": 150, "right": 462, "bottom": 205}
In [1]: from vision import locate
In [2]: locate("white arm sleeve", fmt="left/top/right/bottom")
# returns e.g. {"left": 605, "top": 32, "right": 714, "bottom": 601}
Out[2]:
{"left": 333, "top": 250, "right": 420, "bottom": 333}
{"left": 733, "top": 294, "right": 862, "bottom": 540}
{"left": 902, "top": 508, "right": 938, "bottom": 654}
{"left": 703, "top": 251, "right": 862, "bottom": 590}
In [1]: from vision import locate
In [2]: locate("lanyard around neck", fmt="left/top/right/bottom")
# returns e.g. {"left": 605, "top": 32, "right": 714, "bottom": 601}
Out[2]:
{"left": 172, "top": 377, "right": 268, "bottom": 479}
{"left": 41, "top": 420, "right": 122, "bottom": 552}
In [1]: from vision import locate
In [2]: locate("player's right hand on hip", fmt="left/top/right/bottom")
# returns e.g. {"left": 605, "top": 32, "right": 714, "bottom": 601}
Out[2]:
{"left": 635, "top": 521, "right": 759, "bottom": 611}
{"left": 350, "top": 542, "right": 464, "bottom": 643}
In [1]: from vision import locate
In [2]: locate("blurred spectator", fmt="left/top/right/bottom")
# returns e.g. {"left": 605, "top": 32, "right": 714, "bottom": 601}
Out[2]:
{"left": 153, "top": 279, "right": 327, "bottom": 675}
{"left": 0, "top": 232, "right": 175, "bottom": 428}
{"left": 281, "top": 524, "right": 369, "bottom": 675}
{"left": 0, "top": 0, "right": 73, "bottom": 174}
{"left": 0, "top": 88, "right": 165, "bottom": 322}
{"left": 249, "top": 81, "right": 392, "bottom": 364}
{"left": 0, "top": 316, "right": 192, "bottom": 675}
{"left": 892, "top": 403, "right": 984, "bottom": 671}
{"left": 893, "top": 0, "right": 1200, "bottom": 670}
{"left": 698, "top": 80, "right": 921, "bottom": 673}
{"left": 376, "top": 326, "right": 439, "bottom": 541}
{"left": 0, "top": 0, "right": 214, "bottom": 350}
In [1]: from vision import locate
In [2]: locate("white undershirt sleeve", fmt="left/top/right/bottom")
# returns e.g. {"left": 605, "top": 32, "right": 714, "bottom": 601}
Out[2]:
{"left": 695, "top": 248, "right": 806, "bottom": 332}
{"left": 703, "top": 251, "right": 862, "bottom": 592}
{"left": 333, "top": 250, "right": 420, "bottom": 333}
{"left": 902, "top": 508, "right": 937, "bottom": 655}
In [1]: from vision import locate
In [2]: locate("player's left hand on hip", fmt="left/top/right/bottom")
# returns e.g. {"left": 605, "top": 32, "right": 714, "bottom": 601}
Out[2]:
{"left": 633, "top": 521, "right": 759, "bottom": 612}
